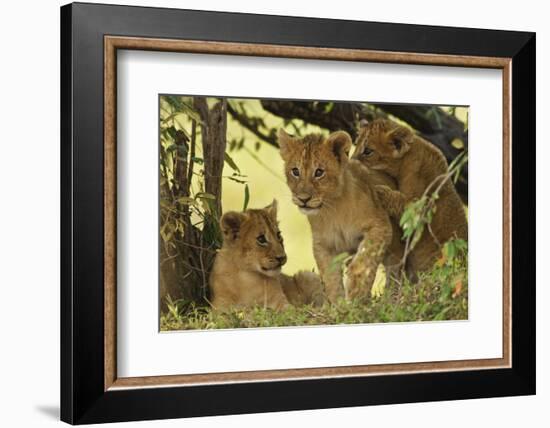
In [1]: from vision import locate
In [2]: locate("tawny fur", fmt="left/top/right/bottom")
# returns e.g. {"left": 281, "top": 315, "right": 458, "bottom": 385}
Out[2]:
{"left": 209, "top": 201, "right": 324, "bottom": 311}
{"left": 352, "top": 119, "right": 468, "bottom": 272}
{"left": 278, "top": 129, "right": 404, "bottom": 303}
{"left": 280, "top": 271, "right": 325, "bottom": 307}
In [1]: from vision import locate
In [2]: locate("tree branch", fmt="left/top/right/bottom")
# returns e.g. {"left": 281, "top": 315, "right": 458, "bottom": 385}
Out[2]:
{"left": 227, "top": 102, "right": 278, "bottom": 147}
{"left": 259, "top": 100, "right": 468, "bottom": 202}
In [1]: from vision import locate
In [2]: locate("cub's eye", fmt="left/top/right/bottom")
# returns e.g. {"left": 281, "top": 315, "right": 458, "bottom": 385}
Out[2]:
{"left": 276, "top": 231, "right": 283, "bottom": 242}
{"left": 291, "top": 167, "right": 300, "bottom": 177}
{"left": 256, "top": 234, "right": 268, "bottom": 246}
{"left": 314, "top": 168, "right": 325, "bottom": 178}
{"left": 362, "top": 147, "right": 374, "bottom": 157}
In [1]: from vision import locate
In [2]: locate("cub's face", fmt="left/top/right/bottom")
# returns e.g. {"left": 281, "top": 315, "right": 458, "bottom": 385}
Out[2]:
{"left": 278, "top": 129, "right": 352, "bottom": 216}
{"left": 352, "top": 119, "right": 413, "bottom": 175}
{"left": 219, "top": 200, "right": 287, "bottom": 277}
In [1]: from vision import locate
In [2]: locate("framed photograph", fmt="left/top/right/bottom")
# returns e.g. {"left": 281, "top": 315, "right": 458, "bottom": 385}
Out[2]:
{"left": 61, "top": 2, "right": 535, "bottom": 424}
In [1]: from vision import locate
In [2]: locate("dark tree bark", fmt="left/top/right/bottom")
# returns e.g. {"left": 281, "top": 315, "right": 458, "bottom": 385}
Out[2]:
{"left": 195, "top": 97, "right": 228, "bottom": 219}
{"left": 227, "top": 102, "right": 278, "bottom": 147}
{"left": 261, "top": 100, "right": 365, "bottom": 139}
{"left": 192, "top": 97, "right": 227, "bottom": 300}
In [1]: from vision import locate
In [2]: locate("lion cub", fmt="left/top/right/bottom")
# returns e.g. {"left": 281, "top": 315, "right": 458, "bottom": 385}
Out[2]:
{"left": 209, "top": 200, "right": 324, "bottom": 311}
{"left": 353, "top": 119, "right": 468, "bottom": 272}
{"left": 278, "top": 129, "right": 402, "bottom": 303}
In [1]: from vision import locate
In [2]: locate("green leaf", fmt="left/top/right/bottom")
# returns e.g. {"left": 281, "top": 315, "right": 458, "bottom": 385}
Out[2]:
{"left": 176, "top": 144, "right": 188, "bottom": 157}
{"left": 434, "top": 306, "right": 452, "bottom": 320}
{"left": 226, "top": 176, "right": 247, "bottom": 184}
{"left": 165, "top": 126, "right": 178, "bottom": 140}
{"left": 162, "top": 95, "right": 203, "bottom": 125}
{"left": 243, "top": 184, "right": 250, "bottom": 211}
{"left": 163, "top": 95, "right": 183, "bottom": 110}
{"left": 180, "top": 103, "right": 203, "bottom": 124}
{"left": 328, "top": 252, "right": 350, "bottom": 273}
{"left": 454, "top": 239, "right": 468, "bottom": 251}
{"left": 160, "top": 199, "right": 172, "bottom": 209}
{"left": 445, "top": 241, "right": 456, "bottom": 260}
{"left": 191, "top": 156, "right": 204, "bottom": 165}
{"left": 400, "top": 208, "right": 413, "bottom": 229}
{"left": 177, "top": 196, "right": 196, "bottom": 205}
{"left": 165, "top": 144, "right": 178, "bottom": 153}
{"left": 410, "top": 224, "right": 425, "bottom": 250}
{"left": 224, "top": 152, "right": 240, "bottom": 172}
{"left": 195, "top": 192, "right": 216, "bottom": 200}
{"left": 160, "top": 222, "right": 175, "bottom": 243}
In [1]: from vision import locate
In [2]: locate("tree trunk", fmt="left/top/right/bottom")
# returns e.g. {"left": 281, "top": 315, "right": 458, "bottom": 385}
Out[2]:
{"left": 192, "top": 97, "right": 227, "bottom": 301}
{"left": 195, "top": 97, "right": 228, "bottom": 219}
{"left": 159, "top": 97, "right": 228, "bottom": 311}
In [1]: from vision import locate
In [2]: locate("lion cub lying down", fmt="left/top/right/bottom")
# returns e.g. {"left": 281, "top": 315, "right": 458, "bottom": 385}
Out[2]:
{"left": 353, "top": 119, "right": 468, "bottom": 272}
{"left": 209, "top": 200, "right": 324, "bottom": 311}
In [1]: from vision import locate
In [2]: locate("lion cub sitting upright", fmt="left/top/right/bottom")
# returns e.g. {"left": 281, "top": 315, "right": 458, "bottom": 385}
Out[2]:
{"left": 353, "top": 119, "right": 468, "bottom": 272}
{"left": 209, "top": 200, "right": 324, "bottom": 311}
{"left": 278, "top": 129, "right": 400, "bottom": 303}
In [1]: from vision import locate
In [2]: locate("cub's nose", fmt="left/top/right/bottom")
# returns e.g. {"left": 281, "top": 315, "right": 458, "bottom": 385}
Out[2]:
{"left": 276, "top": 255, "right": 287, "bottom": 266}
{"left": 297, "top": 195, "right": 311, "bottom": 204}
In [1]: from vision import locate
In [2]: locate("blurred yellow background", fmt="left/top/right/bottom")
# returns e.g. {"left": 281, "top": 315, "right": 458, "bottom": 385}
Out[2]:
{"left": 221, "top": 99, "right": 323, "bottom": 275}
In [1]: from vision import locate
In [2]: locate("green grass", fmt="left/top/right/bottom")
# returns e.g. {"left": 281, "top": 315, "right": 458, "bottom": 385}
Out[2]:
{"left": 160, "top": 243, "right": 468, "bottom": 331}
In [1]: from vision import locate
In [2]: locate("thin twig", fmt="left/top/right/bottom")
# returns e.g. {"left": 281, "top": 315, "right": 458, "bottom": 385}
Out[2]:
{"left": 173, "top": 239, "right": 217, "bottom": 253}
{"left": 187, "top": 119, "right": 197, "bottom": 193}
{"left": 199, "top": 235, "right": 208, "bottom": 299}
{"left": 160, "top": 253, "right": 180, "bottom": 266}
{"left": 242, "top": 146, "right": 285, "bottom": 182}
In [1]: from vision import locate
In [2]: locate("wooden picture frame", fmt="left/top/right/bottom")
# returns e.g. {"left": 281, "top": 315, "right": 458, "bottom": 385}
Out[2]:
{"left": 61, "top": 2, "right": 535, "bottom": 424}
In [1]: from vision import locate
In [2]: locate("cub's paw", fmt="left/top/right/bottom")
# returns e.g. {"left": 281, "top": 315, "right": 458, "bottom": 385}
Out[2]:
{"left": 375, "top": 184, "right": 396, "bottom": 206}
{"left": 298, "top": 271, "right": 325, "bottom": 306}
{"left": 371, "top": 264, "right": 387, "bottom": 298}
{"left": 375, "top": 185, "right": 404, "bottom": 218}
{"left": 375, "top": 184, "right": 394, "bottom": 198}
{"left": 343, "top": 258, "right": 372, "bottom": 301}
{"left": 324, "top": 277, "right": 345, "bottom": 304}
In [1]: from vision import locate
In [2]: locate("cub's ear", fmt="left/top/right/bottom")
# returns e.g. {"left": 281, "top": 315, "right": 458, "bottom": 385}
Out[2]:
{"left": 220, "top": 211, "right": 246, "bottom": 241}
{"left": 264, "top": 199, "right": 278, "bottom": 220}
{"left": 387, "top": 126, "right": 413, "bottom": 158}
{"left": 277, "top": 128, "right": 297, "bottom": 160}
{"left": 326, "top": 131, "right": 352, "bottom": 162}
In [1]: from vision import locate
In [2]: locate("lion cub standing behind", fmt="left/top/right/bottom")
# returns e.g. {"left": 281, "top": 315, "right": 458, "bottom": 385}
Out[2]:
{"left": 209, "top": 200, "right": 324, "bottom": 311}
{"left": 353, "top": 119, "right": 468, "bottom": 272}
